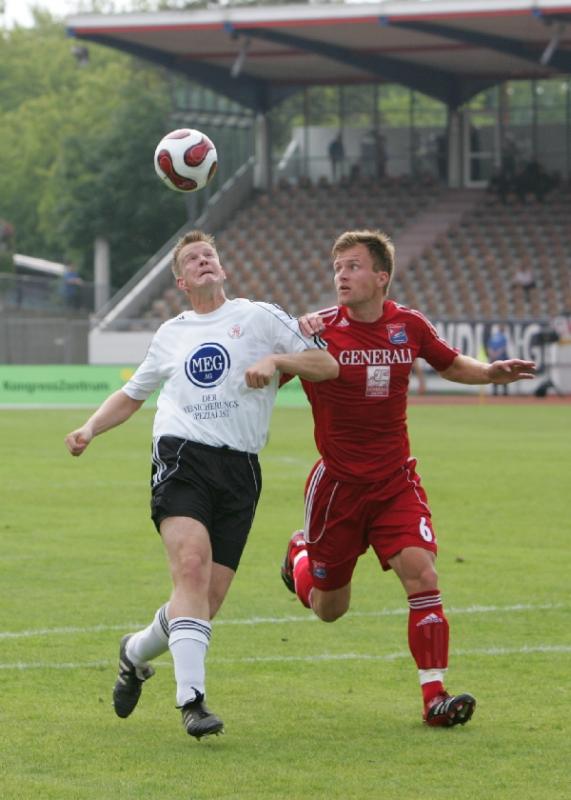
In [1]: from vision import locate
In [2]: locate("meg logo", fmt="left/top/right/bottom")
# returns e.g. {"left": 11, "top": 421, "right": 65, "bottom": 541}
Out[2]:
{"left": 185, "top": 342, "right": 230, "bottom": 388}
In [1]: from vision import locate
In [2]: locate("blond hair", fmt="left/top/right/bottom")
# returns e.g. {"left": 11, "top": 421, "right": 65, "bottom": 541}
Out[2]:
{"left": 172, "top": 230, "right": 217, "bottom": 277}
{"left": 332, "top": 230, "right": 395, "bottom": 288}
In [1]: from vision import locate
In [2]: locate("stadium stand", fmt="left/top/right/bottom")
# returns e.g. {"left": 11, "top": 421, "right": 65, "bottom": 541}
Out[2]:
{"left": 410, "top": 182, "right": 571, "bottom": 320}
{"left": 142, "top": 175, "right": 444, "bottom": 324}
{"left": 144, "top": 177, "right": 569, "bottom": 324}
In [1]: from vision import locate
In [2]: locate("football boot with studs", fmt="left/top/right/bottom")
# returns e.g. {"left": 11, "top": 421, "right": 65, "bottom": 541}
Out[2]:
{"left": 424, "top": 692, "right": 476, "bottom": 727}
{"left": 113, "top": 634, "right": 155, "bottom": 718}
{"left": 181, "top": 694, "right": 224, "bottom": 740}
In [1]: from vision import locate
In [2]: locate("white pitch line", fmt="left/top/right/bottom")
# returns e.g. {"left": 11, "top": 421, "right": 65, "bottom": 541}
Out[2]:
{"left": 0, "top": 644, "right": 570, "bottom": 671}
{"left": 0, "top": 603, "right": 563, "bottom": 641}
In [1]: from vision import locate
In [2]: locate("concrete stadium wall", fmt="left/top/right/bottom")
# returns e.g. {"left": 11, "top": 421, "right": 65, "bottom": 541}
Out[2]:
{"left": 0, "top": 316, "right": 89, "bottom": 364}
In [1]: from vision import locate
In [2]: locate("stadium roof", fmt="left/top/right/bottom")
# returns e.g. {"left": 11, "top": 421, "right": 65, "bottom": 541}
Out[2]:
{"left": 67, "top": 0, "right": 571, "bottom": 111}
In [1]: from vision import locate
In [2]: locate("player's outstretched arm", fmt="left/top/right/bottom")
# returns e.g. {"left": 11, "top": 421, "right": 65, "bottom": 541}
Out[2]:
{"left": 440, "top": 354, "right": 536, "bottom": 386}
{"left": 487, "top": 358, "right": 537, "bottom": 385}
{"left": 64, "top": 389, "right": 144, "bottom": 457}
{"left": 245, "top": 350, "right": 339, "bottom": 388}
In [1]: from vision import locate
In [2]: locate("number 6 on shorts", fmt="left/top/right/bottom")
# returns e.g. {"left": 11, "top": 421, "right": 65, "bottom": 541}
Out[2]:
{"left": 419, "top": 516, "right": 433, "bottom": 542}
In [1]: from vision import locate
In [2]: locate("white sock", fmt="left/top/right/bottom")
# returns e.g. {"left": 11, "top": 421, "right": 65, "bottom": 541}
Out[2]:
{"left": 168, "top": 617, "right": 212, "bottom": 707}
{"left": 126, "top": 604, "right": 169, "bottom": 665}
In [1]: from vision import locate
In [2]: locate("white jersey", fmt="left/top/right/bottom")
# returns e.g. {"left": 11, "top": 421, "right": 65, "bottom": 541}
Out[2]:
{"left": 122, "top": 298, "right": 320, "bottom": 453}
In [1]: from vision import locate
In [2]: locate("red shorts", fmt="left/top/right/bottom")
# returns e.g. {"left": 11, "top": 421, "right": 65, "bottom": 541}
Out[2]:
{"left": 303, "top": 457, "right": 437, "bottom": 591}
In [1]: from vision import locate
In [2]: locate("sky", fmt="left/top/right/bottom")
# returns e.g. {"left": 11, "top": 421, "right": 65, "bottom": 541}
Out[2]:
{"left": 2, "top": 0, "right": 439, "bottom": 28}
{"left": 2, "top": 1, "right": 79, "bottom": 28}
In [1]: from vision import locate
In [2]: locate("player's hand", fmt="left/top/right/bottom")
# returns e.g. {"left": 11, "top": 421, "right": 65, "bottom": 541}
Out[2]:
{"left": 245, "top": 356, "right": 277, "bottom": 389}
{"left": 488, "top": 359, "right": 536, "bottom": 384}
{"left": 64, "top": 426, "right": 93, "bottom": 456}
{"left": 298, "top": 312, "right": 325, "bottom": 337}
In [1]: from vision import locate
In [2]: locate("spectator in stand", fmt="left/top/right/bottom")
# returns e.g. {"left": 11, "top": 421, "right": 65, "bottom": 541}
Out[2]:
{"left": 0, "top": 219, "right": 15, "bottom": 273}
{"left": 488, "top": 167, "right": 512, "bottom": 205}
{"left": 61, "top": 262, "right": 84, "bottom": 311}
{"left": 514, "top": 160, "right": 557, "bottom": 203}
{"left": 328, "top": 132, "right": 345, "bottom": 182}
{"left": 413, "top": 359, "right": 426, "bottom": 395}
{"left": 512, "top": 263, "right": 536, "bottom": 301}
{"left": 486, "top": 326, "right": 510, "bottom": 396}
{"left": 375, "top": 132, "right": 388, "bottom": 179}
{"left": 501, "top": 136, "right": 519, "bottom": 179}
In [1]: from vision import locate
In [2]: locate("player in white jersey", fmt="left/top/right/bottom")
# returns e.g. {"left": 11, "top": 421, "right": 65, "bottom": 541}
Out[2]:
{"left": 65, "top": 230, "right": 338, "bottom": 740}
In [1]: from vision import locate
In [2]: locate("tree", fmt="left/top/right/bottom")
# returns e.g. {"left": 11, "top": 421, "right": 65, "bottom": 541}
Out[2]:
{"left": 42, "top": 64, "right": 187, "bottom": 286}
{"left": 0, "top": 14, "right": 186, "bottom": 287}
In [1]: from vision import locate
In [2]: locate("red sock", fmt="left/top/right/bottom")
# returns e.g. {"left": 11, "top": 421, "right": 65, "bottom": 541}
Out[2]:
{"left": 407, "top": 590, "right": 449, "bottom": 703}
{"left": 293, "top": 554, "right": 313, "bottom": 609}
{"left": 422, "top": 681, "right": 444, "bottom": 707}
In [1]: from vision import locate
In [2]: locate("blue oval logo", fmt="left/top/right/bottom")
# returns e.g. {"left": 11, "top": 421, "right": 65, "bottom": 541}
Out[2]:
{"left": 184, "top": 342, "right": 230, "bottom": 388}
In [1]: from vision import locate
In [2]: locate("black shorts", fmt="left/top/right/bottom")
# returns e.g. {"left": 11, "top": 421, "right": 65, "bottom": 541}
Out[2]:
{"left": 150, "top": 436, "right": 262, "bottom": 572}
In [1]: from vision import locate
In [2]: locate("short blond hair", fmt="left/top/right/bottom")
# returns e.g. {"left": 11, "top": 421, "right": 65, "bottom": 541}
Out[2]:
{"left": 172, "top": 230, "right": 217, "bottom": 277}
{"left": 332, "top": 230, "right": 395, "bottom": 287}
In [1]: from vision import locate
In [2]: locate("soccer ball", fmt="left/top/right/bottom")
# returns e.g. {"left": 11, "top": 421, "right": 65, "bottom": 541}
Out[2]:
{"left": 154, "top": 128, "right": 218, "bottom": 193}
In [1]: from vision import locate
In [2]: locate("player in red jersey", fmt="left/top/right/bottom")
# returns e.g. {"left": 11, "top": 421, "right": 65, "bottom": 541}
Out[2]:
{"left": 281, "top": 229, "right": 536, "bottom": 727}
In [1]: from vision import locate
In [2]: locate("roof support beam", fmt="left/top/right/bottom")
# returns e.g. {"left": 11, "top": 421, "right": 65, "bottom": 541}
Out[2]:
{"left": 74, "top": 33, "right": 296, "bottom": 112}
{"left": 392, "top": 19, "right": 571, "bottom": 74}
{"left": 238, "top": 25, "right": 491, "bottom": 108}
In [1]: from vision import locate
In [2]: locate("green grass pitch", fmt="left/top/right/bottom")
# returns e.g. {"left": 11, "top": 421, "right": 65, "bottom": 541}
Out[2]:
{"left": 1, "top": 404, "right": 570, "bottom": 799}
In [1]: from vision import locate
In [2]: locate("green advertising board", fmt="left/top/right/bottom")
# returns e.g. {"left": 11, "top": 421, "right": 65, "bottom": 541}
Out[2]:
{"left": 0, "top": 365, "right": 308, "bottom": 408}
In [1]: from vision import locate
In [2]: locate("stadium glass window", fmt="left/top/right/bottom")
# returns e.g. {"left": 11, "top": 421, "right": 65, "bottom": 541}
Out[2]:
{"left": 269, "top": 91, "right": 304, "bottom": 156}
{"left": 378, "top": 84, "right": 410, "bottom": 128}
{"left": 344, "top": 85, "right": 376, "bottom": 128}
{"left": 504, "top": 82, "right": 534, "bottom": 121}
{"left": 535, "top": 79, "right": 567, "bottom": 122}
{"left": 502, "top": 81, "right": 534, "bottom": 161}
{"left": 410, "top": 93, "right": 447, "bottom": 179}
{"left": 467, "top": 86, "right": 499, "bottom": 111}
{"left": 535, "top": 79, "right": 569, "bottom": 175}
{"left": 378, "top": 86, "right": 413, "bottom": 176}
{"left": 269, "top": 91, "right": 307, "bottom": 182}
{"left": 306, "top": 86, "right": 339, "bottom": 127}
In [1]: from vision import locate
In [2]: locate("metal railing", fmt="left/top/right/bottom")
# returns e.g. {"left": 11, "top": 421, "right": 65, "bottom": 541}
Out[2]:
{"left": 0, "top": 273, "right": 99, "bottom": 314}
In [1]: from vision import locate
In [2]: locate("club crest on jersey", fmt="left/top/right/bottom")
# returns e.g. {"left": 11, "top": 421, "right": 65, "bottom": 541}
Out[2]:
{"left": 312, "top": 562, "right": 328, "bottom": 579}
{"left": 184, "top": 342, "right": 230, "bottom": 388}
{"left": 387, "top": 323, "right": 408, "bottom": 345}
{"left": 227, "top": 324, "right": 243, "bottom": 339}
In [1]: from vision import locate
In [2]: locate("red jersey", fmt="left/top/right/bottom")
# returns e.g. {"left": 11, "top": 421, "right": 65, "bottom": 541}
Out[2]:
{"left": 301, "top": 300, "right": 458, "bottom": 482}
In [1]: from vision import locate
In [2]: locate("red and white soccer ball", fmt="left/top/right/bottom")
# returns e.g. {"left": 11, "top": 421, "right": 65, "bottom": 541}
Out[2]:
{"left": 154, "top": 128, "right": 218, "bottom": 193}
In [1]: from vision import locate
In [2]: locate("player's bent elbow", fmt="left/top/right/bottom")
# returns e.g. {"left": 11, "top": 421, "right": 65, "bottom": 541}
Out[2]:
{"left": 305, "top": 353, "right": 339, "bottom": 382}
{"left": 326, "top": 356, "right": 340, "bottom": 380}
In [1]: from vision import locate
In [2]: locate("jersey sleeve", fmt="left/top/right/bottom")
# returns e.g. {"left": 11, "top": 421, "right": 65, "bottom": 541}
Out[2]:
{"left": 122, "top": 330, "right": 168, "bottom": 401}
{"left": 255, "top": 302, "right": 326, "bottom": 353}
{"left": 415, "top": 312, "right": 459, "bottom": 372}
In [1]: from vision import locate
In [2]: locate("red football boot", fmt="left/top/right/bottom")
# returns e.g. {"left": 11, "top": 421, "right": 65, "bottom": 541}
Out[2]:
{"left": 280, "top": 530, "right": 306, "bottom": 593}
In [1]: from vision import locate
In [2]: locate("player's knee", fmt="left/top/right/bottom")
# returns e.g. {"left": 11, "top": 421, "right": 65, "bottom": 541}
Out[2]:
{"left": 312, "top": 594, "right": 349, "bottom": 622}
{"left": 418, "top": 562, "right": 439, "bottom": 592}
{"left": 174, "top": 551, "right": 208, "bottom": 588}
{"left": 318, "top": 608, "right": 346, "bottom": 623}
